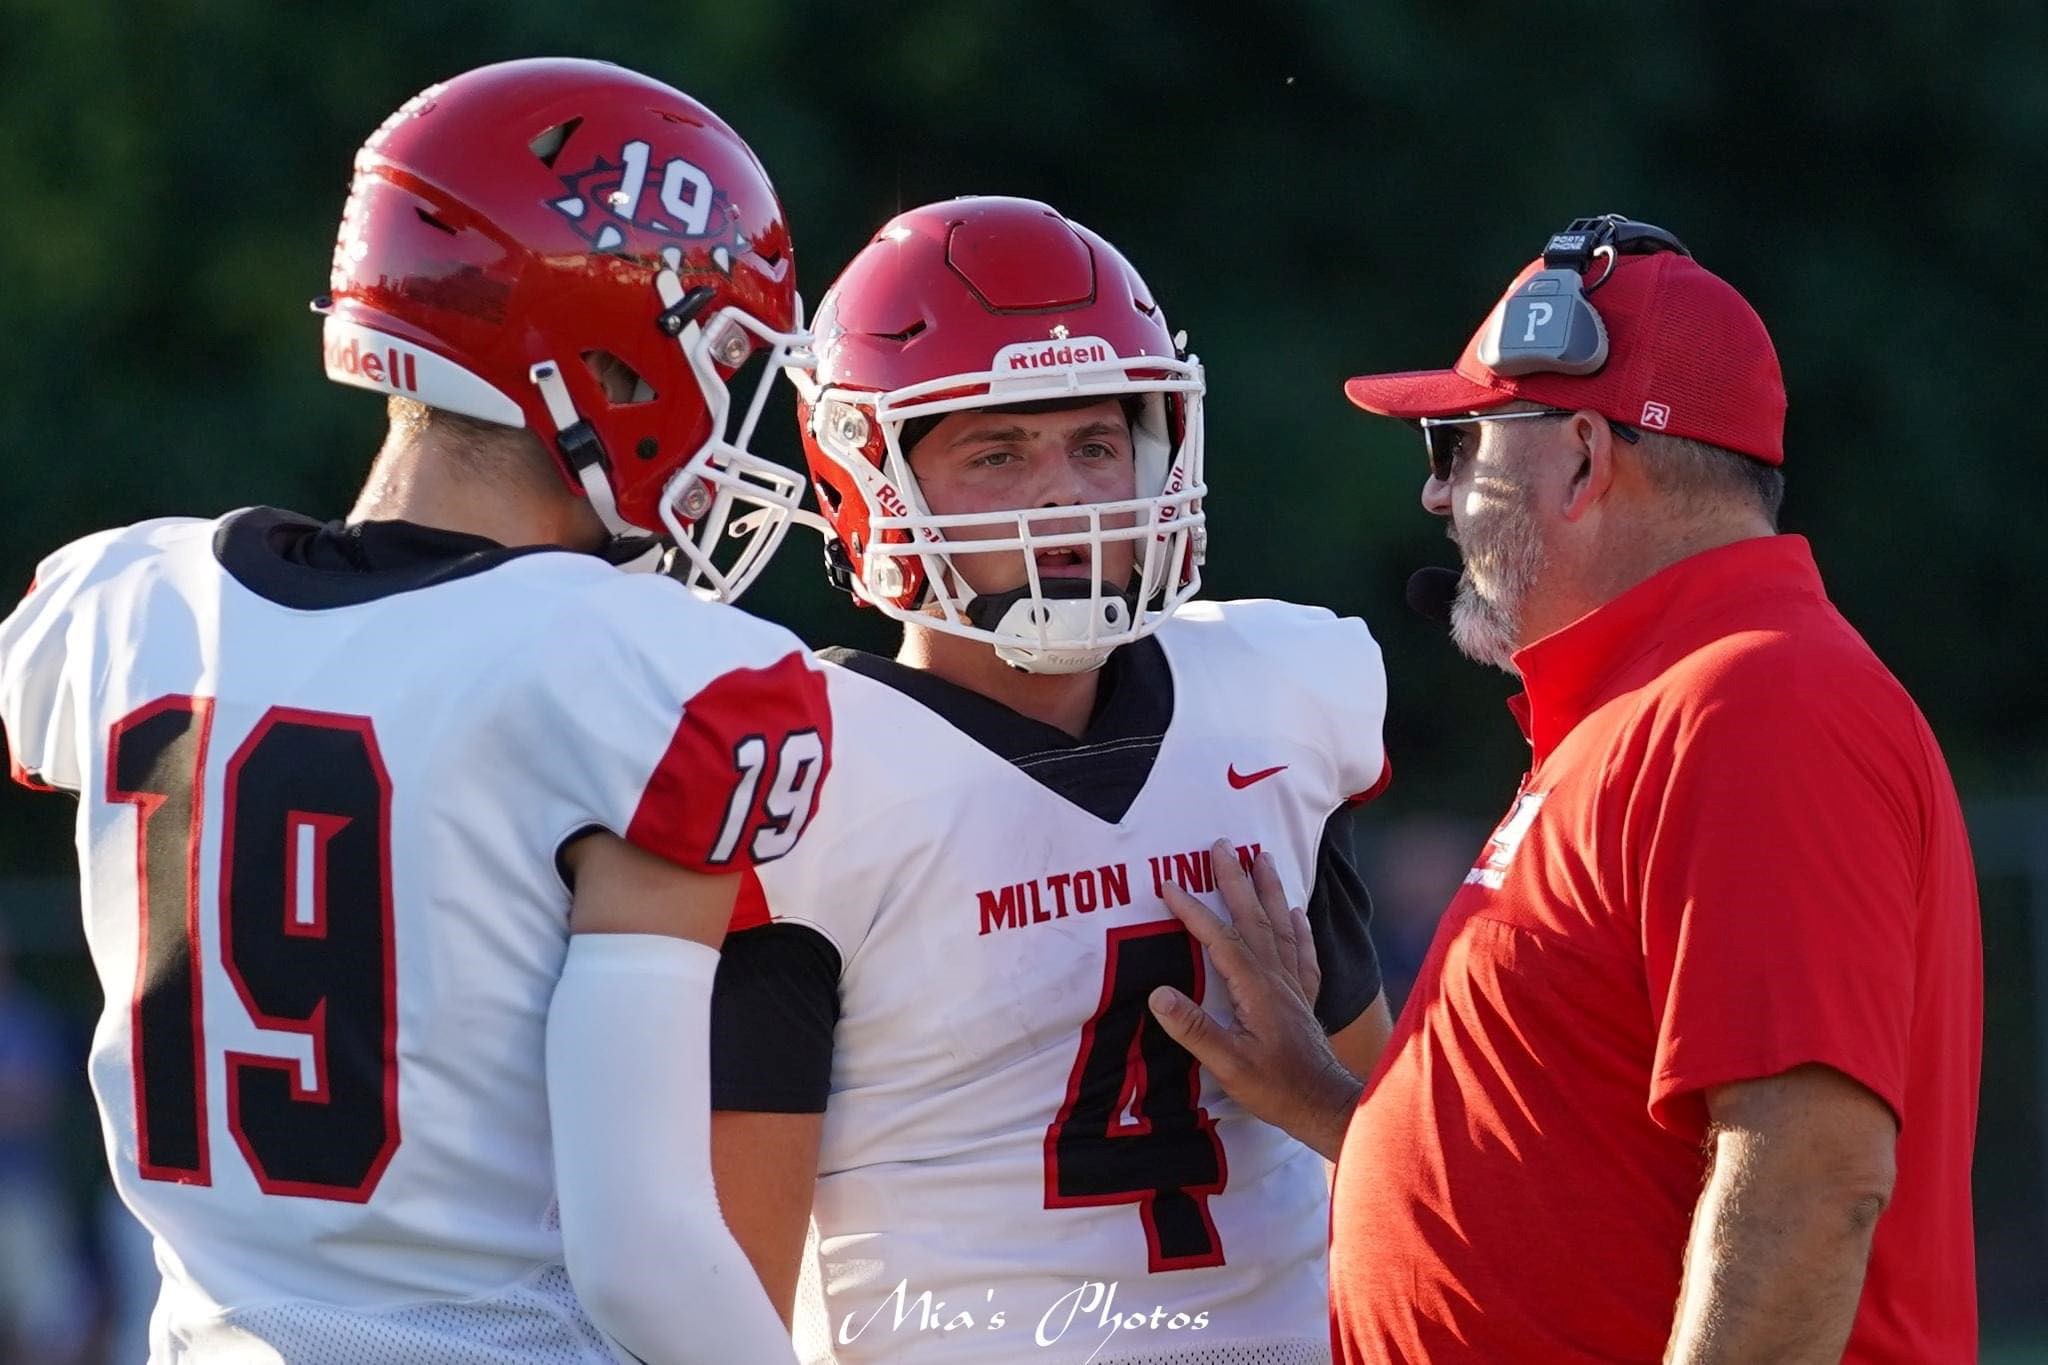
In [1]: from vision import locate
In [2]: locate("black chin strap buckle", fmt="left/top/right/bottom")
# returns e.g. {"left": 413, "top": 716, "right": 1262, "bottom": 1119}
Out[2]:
{"left": 600, "top": 533, "right": 661, "bottom": 567}
{"left": 822, "top": 538, "right": 857, "bottom": 594}
{"left": 557, "top": 419, "right": 609, "bottom": 475}
{"left": 657, "top": 284, "right": 719, "bottom": 338}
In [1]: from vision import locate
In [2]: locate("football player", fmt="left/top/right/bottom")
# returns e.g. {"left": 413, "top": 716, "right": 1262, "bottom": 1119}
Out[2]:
{"left": 0, "top": 59, "right": 827, "bottom": 1364}
{"left": 709, "top": 196, "right": 1391, "bottom": 1364}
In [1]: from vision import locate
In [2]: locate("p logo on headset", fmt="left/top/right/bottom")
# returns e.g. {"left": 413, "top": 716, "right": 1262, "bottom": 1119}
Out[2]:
{"left": 1475, "top": 214, "right": 1691, "bottom": 376}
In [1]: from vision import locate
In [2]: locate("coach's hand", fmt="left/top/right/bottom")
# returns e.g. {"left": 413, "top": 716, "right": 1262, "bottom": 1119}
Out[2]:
{"left": 1148, "top": 839, "right": 1364, "bottom": 1161}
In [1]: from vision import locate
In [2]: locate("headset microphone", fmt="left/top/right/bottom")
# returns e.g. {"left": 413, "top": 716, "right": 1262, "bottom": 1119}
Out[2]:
{"left": 1405, "top": 566, "right": 1460, "bottom": 626}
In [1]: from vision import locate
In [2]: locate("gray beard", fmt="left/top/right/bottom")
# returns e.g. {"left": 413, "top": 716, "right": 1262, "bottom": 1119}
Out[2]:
{"left": 1449, "top": 572, "right": 1524, "bottom": 674}
{"left": 1448, "top": 501, "right": 1546, "bottom": 676}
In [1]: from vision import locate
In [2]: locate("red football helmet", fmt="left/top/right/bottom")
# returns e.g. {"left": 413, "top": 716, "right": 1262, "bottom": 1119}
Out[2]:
{"left": 320, "top": 57, "right": 808, "bottom": 598}
{"left": 790, "top": 196, "right": 1206, "bottom": 673}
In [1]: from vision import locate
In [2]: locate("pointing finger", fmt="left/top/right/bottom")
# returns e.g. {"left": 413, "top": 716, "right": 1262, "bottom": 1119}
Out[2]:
{"left": 1210, "top": 839, "right": 1280, "bottom": 965}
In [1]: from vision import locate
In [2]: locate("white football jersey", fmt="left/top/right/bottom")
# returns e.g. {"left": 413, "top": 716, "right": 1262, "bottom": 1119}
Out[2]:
{"left": 752, "top": 599, "right": 1387, "bottom": 1365}
{"left": 0, "top": 510, "right": 832, "bottom": 1364}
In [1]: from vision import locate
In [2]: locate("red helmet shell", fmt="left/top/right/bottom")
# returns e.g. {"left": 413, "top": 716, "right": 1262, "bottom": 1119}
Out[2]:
{"left": 799, "top": 196, "right": 1182, "bottom": 608}
{"left": 325, "top": 58, "right": 796, "bottom": 533}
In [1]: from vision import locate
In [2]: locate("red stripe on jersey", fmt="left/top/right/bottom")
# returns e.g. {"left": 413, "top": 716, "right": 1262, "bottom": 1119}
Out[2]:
{"left": 627, "top": 651, "right": 833, "bottom": 873}
{"left": 7, "top": 743, "right": 57, "bottom": 792}
{"left": 1347, "top": 754, "right": 1393, "bottom": 806}
{"left": 729, "top": 865, "right": 770, "bottom": 933}
{"left": 8, "top": 575, "right": 61, "bottom": 791}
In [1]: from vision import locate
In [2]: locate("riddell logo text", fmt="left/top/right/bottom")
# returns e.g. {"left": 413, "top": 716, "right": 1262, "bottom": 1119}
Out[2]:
{"left": 996, "top": 337, "right": 1116, "bottom": 372}
{"left": 874, "top": 482, "right": 912, "bottom": 519}
{"left": 326, "top": 337, "right": 420, "bottom": 393}
{"left": 1155, "top": 461, "right": 1188, "bottom": 528}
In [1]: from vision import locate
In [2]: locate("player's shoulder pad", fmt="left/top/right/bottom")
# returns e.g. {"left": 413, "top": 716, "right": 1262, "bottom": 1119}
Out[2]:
{"left": 8, "top": 517, "right": 214, "bottom": 643}
{"left": 536, "top": 571, "right": 829, "bottom": 761}
{"left": 782, "top": 652, "right": 936, "bottom": 800}
{"left": 1165, "top": 597, "right": 1384, "bottom": 681}
{"left": 2, "top": 517, "right": 211, "bottom": 794}
{"left": 552, "top": 568, "right": 812, "bottom": 665}
{"left": 1164, "top": 598, "right": 1390, "bottom": 802}
{"left": 25, "top": 516, "right": 212, "bottom": 597}
{"left": 495, "top": 570, "right": 833, "bottom": 875}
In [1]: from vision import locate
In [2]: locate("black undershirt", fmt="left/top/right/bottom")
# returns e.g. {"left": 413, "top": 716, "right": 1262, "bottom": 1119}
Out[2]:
{"left": 710, "top": 639, "right": 1384, "bottom": 1114}
{"left": 213, "top": 507, "right": 566, "bottom": 608}
{"left": 817, "top": 641, "right": 1174, "bottom": 824}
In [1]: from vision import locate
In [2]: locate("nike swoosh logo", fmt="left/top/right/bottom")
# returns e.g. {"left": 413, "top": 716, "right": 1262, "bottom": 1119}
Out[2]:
{"left": 1227, "top": 763, "right": 1288, "bottom": 789}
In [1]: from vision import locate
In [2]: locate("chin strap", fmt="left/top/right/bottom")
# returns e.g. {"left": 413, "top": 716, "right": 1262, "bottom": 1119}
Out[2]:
{"left": 964, "top": 579, "right": 1137, "bottom": 675}
{"left": 529, "top": 358, "right": 668, "bottom": 569}
{"left": 530, "top": 359, "right": 638, "bottom": 538}
{"left": 601, "top": 534, "right": 664, "bottom": 573}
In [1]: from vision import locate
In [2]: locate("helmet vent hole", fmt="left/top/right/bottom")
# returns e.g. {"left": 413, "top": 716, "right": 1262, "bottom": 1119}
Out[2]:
{"left": 876, "top": 319, "right": 927, "bottom": 344}
{"left": 414, "top": 208, "right": 458, "bottom": 236}
{"left": 581, "top": 351, "right": 657, "bottom": 405}
{"left": 528, "top": 118, "right": 581, "bottom": 168}
{"left": 758, "top": 246, "right": 785, "bottom": 267}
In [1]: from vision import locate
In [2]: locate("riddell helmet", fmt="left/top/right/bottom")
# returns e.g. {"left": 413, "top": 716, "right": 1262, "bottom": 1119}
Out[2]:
{"left": 790, "top": 196, "right": 1206, "bottom": 674}
{"left": 320, "top": 58, "right": 808, "bottom": 599}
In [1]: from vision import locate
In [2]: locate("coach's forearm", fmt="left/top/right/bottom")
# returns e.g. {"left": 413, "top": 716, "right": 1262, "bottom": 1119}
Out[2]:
{"left": 1665, "top": 1123, "right": 1890, "bottom": 1364}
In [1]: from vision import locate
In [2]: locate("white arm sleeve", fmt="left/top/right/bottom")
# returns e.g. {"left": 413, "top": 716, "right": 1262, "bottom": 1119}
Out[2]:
{"left": 547, "top": 934, "right": 796, "bottom": 1364}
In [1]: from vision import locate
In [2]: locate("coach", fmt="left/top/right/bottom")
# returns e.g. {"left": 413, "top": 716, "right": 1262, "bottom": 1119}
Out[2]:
{"left": 1154, "top": 217, "right": 1981, "bottom": 1363}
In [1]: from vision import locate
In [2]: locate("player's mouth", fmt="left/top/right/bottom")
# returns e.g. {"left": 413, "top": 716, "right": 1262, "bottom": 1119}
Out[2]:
{"left": 1034, "top": 546, "right": 1093, "bottom": 578}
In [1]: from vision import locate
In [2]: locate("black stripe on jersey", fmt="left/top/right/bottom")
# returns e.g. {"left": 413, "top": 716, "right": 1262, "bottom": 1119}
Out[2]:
{"left": 709, "top": 922, "right": 842, "bottom": 1113}
{"left": 213, "top": 507, "right": 572, "bottom": 608}
{"left": 1309, "top": 803, "right": 1384, "bottom": 1034}
{"left": 818, "top": 638, "right": 1173, "bottom": 825}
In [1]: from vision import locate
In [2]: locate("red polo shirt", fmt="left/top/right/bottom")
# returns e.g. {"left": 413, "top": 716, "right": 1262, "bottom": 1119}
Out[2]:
{"left": 1330, "top": 535, "right": 1981, "bottom": 1363}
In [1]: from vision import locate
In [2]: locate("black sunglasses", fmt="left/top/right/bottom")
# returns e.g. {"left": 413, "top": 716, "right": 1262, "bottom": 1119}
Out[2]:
{"left": 1418, "top": 408, "right": 1641, "bottom": 483}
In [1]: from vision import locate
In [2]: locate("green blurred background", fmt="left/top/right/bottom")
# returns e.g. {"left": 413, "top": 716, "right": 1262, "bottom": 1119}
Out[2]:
{"left": 1, "top": 0, "right": 2042, "bottom": 1357}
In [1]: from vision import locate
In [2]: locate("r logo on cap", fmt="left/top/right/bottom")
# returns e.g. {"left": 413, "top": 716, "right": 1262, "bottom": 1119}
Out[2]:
{"left": 1640, "top": 400, "right": 1671, "bottom": 430}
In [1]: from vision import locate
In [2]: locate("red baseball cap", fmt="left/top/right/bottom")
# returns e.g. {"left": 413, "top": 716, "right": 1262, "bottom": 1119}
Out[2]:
{"left": 1344, "top": 250, "right": 1788, "bottom": 465}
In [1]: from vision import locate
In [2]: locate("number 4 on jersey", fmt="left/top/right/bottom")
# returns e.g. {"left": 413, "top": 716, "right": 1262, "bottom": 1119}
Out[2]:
{"left": 1045, "top": 922, "right": 1227, "bottom": 1271}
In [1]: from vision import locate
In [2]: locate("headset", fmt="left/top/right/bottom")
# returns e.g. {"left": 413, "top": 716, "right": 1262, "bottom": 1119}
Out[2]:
{"left": 1474, "top": 215, "right": 1692, "bottom": 376}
